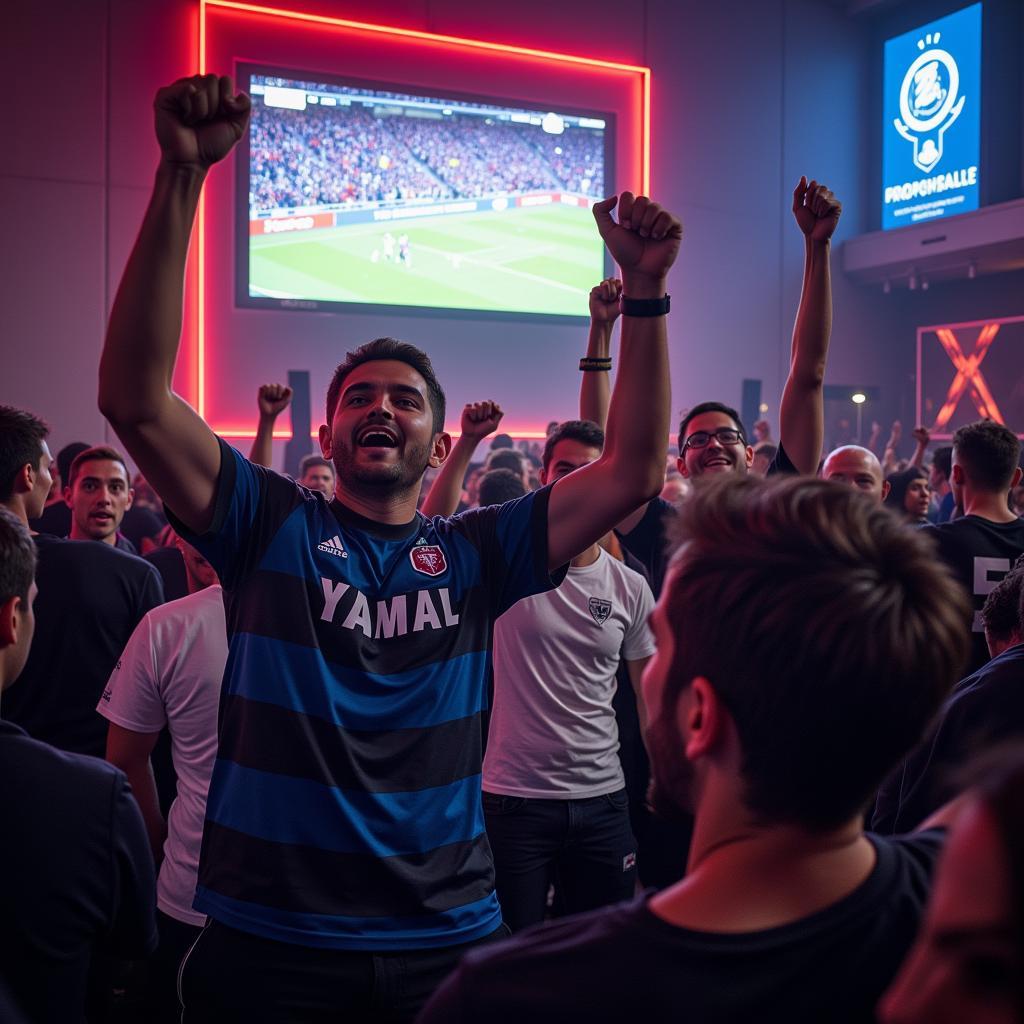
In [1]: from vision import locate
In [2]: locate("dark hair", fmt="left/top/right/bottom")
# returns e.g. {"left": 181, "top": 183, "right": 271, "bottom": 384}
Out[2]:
{"left": 67, "top": 445, "right": 130, "bottom": 490}
{"left": 56, "top": 442, "right": 90, "bottom": 487}
{"left": 490, "top": 433, "right": 514, "bottom": 450}
{"left": 0, "top": 406, "right": 49, "bottom": 502}
{"left": 932, "top": 445, "right": 953, "bottom": 480}
{"left": 981, "top": 562, "right": 1024, "bottom": 643}
{"left": 542, "top": 419, "right": 605, "bottom": 471}
{"left": 677, "top": 402, "right": 745, "bottom": 452}
{"left": 299, "top": 455, "right": 334, "bottom": 477}
{"left": 486, "top": 449, "right": 526, "bottom": 474}
{"left": 325, "top": 338, "right": 446, "bottom": 432}
{"left": 660, "top": 475, "right": 970, "bottom": 830}
{"left": 884, "top": 465, "right": 929, "bottom": 519}
{"left": 754, "top": 443, "right": 778, "bottom": 462}
{"left": 953, "top": 420, "right": 1022, "bottom": 493}
{"left": 478, "top": 468, "right": 528, "bottom": 507}
{"left": 0, "top": 506, "right": 36, "bottom": 606}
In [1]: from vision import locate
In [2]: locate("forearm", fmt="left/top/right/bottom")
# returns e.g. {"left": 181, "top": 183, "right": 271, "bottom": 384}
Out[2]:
{"left": 100, "top": 162, "right": 206, "bottom": 423}
{"left": 910, "top": 441, "right": 927, "bottom": 468}
{"left": 605, "top": 276, "right": 670, "bottom": 499}
{"left": 120, "top": 759, "right": 167, "bottom": 865}
{"left": 250, "top": 413, "right": 277, "bottom": 468}
{"left": 780, "top": 239, "right": 832, "bottom": 473}
{"left": 579, "top": 321, "right": 614, "bottom": 428}
{"left": 421, "top": 435, "right": 480, "bottom": 517}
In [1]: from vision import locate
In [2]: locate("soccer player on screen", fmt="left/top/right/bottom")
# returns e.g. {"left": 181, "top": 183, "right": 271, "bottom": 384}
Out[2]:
{"left": 99, "top": 73, "right": 680, "bottom": 1022}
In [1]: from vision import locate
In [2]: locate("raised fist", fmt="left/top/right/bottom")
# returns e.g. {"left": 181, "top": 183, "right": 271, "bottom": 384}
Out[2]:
{"left": 460, "top": 401, "right": 504, "bottom": 441}
{"left": 912, "top": 426, "right": 930, "bottom": 446}
{"left": 592, "top": 193, "right": 682, "bottom": 284}
{"left": 589, "top": 278, "right": 622, "bottom": 323}
{"left": 257, "top": 383, "right": 293, "bottom": 418}
{"left": 154, "top": 74, "right": 251, "bottom": 171}
{"left": 792, "top": 177, "right": 842, "bottom": 243}
{"left": 889, "top": 420, "right": 903, "bottom": 443}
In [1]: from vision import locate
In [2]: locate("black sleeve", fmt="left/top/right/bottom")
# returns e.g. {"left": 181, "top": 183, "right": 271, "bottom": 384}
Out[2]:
{"left": 766, "top": 441, "right": 799, "bottom": 477}
{"left": 103, "top": 772, "right": 158, "bottom": 957}
{"left": 137, "top": 561, "right": 166, "bottom": 617}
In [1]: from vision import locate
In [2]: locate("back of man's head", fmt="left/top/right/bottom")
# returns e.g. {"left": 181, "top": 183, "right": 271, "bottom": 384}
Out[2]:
{"left": 56, "top": 442, "right": 90, "bottom": 489}
{"left": 0, "top": 506, "right": 37, "bottom": 690}
{"left": 952, "top": 420, "right": 1021, "bottom": 494}
{"left": 658, "top": 475, "right": 970, "bottom": 831}
{"left": 478, "top": 468, "right": 528, "bottom": 508}
{"left": 490, "top": 433, "right": 515, "bottom": 451}
{"left": 0, "top": 406, "right": 49, "bottom": 503}
{"left": 932, "top": 446, "right": 953, "bottom": 482}
{"left": 541, "top": 420, "right": 605, "bottom": 472}
{"left": 486, "top": 448, "right": 527, "bottom": 475}
{"left": 981, "top": 559, "right": 1024, "bottom": 658}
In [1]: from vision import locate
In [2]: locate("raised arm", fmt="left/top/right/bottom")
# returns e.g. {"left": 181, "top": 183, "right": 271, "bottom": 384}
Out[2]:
{"left": 909, "top": 426, "right": 930, "bottom": 469}
{"left": 882, "top": 420, "right": 902, "bottom": 475}
{"left": 249, "top": 383, "right": 293, "bottom": 468}
{"left": 98, "top": 75, "right": 251, "bottom": 534}
{"left": 420, "top": 401, "right": 504, "bottom": 518}
{"left": 547, "top": 193, "right": 680, "bottom": 570}
{"left": 778, "top": 177, "right": 842, "bottom": 475}
{"left": 578, "top": 277, "right": 622, "bottom": 430}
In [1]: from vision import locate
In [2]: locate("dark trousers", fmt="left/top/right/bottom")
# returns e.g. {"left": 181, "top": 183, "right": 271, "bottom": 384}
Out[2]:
{"left": 151, "top": 910, "right": 202, "bottom": 1024}
{"left": 179, "top": 918, "right": 507, "bottom": 1024}
{"left": 483, "top": 788, "right": 637, "bottom": 933}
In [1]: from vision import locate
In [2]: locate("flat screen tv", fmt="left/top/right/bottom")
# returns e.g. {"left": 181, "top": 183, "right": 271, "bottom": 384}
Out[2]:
{"left": 236, "top": 64, "right": 615, "bottom": 320}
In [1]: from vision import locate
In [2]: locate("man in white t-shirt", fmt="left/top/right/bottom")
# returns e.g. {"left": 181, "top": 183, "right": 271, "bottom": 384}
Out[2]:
{"left": 98, "top": 534, "right": 226, "bottom": 1023}
{"left": 483, "top": 420, "right": 656, "bottom": 931}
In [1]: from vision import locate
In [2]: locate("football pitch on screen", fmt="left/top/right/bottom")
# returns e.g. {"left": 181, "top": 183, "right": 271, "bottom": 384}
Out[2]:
{"left": 250, "top": 203, "right": 602, "bottom": 317}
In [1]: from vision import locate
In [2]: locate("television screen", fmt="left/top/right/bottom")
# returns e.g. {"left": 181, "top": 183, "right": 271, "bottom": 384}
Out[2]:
{"left": 237, "top": 66, "right": 614, "bottom": 319}
{"left": 881, "top": 3, "right": 981, "bottom": 231}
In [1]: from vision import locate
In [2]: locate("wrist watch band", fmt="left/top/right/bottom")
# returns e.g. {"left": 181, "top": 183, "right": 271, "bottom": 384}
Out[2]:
{"left": 619, "top": 294, "right": 670, "bottom": 317}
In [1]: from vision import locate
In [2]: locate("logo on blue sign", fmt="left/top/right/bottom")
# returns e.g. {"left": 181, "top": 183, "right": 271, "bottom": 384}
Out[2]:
{"left": 882, "top": 4, "right": 981, "bottom": 231}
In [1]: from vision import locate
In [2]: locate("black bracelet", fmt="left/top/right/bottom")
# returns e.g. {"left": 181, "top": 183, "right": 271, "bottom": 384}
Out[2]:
{"left": 619, "top": 294, "right": 670, "bottom": 317}
{"left": 580, "top": 357, "right": 612, "bottom": 371}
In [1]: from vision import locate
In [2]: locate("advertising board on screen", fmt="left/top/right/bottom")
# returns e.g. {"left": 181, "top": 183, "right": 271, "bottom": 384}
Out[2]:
{"left": 237, "top": 66, "right": 614, "bottom": 320}
{"left": 882, "top": 3, "right": 981, "bottom": 231}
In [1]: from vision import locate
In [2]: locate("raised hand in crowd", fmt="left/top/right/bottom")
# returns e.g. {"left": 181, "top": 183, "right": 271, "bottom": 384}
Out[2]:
{"left": 250, "top": 382, "right": 293, "bottom": 468}
{"left": 909, "top": 425, "right": 930, "bottom": 468}
{"left": 421, "top": 401, "right": 505, "bottom": 517}
{"left": 579, "top": 277, "right": 622, "bottom": 430}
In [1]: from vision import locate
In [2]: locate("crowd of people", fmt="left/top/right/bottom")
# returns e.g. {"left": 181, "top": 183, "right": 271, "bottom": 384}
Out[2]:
{"left": 3, "top": 71, "right": 1024, "bottom": 1024}
{"left": 250, "top": 96, "right": 605, "bottom": 213}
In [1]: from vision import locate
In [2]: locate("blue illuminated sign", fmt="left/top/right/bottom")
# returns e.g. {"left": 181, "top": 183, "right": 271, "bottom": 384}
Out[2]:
{"left": 882, "top": 3, "right": 981, "bottom": 230}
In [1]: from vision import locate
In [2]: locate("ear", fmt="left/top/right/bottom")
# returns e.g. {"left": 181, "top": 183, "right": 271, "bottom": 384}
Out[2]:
{"left": 881, "top": 480, "right": 891, "bottom": 501}
{"left": 743, "top": 445, "right": 755, "bottom": 469}
{"left": 13, "top": 462, "right": 34, "bottom": 497}
{"left": 318, "top": 424, "right": 332, "bottom": 459}
{"left": 678, "top": 676, "right": 727, "bottom": 761}
{"left": 951, "top": 464, "right": 965, "bottom": 486}
{"left": 63, "top": 485, "right": 74, "bottom": 509}
{"left": 429, "top": 432, "right": 453, "bottom": 469}
{"left": 675, "top": 455, "right": 685, "bottom": 477}
{"left": 125, "top": 487, "right": 134, "bottom": 511}
{"left": 1012, "top": 467, "right": 1023, "bottom": 488}
{"left": 539, "top": 465, "right": 549, "bottom": 486}
{"left": 0, "top": 595, "right": 20, "bottom": 647}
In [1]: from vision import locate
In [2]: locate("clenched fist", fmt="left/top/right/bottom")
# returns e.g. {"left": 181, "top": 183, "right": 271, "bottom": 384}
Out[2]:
{"left": 257, "top": 383, "right": 293, "bottom": 418}
{"left": 589, "top": 278, "right": 622, "bottom": 323}
{"left": 460, "top": 401, "right": 504, "bottom": 441}
{"left": 592, "top": 193, "right": 682, "bottom": 287}
{"left": 792, "top": 177, "right": 842, "bottom": 243}
{"left": 155, "top": 74, "right": 251, "bottom": 171}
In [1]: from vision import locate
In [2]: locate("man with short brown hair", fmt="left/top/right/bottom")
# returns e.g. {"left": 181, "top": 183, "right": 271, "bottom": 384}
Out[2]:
{"left": 65, "top": 445, "right": 136, "bottom": 552}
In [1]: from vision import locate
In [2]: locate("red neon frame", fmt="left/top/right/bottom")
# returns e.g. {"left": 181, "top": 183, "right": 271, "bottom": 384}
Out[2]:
{"left": 195, "top": 0, "right": 651, "bottom": 439}
{"left": 916, "top": 313, "right": 1024, "bottom": 439}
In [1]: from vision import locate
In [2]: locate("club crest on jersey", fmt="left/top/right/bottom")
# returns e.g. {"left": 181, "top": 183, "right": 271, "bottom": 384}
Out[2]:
{"left": 410, "top": 543, "right": 447, "bottom": 577}
{"left": 588, "top": 597, "right": 612, "bottom": 625}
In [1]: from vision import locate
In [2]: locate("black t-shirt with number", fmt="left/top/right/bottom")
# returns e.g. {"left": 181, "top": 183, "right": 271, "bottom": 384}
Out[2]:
{"left": 924, "top": 515, "right": 1024, "bottom": 674}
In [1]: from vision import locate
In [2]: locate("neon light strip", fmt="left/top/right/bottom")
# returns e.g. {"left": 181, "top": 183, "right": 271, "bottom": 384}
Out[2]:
{"left": 216, "top": 429, "right": 553, "bottom": 440}
{"left": 200, "top": 0, "right": 651, "bottom": 428}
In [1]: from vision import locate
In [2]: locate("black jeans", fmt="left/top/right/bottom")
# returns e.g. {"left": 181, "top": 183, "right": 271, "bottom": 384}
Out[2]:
{"left": 483, "top": 788, "right": 638, "bottom": 933}
{"left": 178, "top": 918, "right": 508, "bottom": 1023}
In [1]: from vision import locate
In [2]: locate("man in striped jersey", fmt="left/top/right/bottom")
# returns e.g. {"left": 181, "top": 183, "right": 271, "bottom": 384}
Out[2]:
{"left": 100, "top": 73, "right": 679, "bottom": 1022}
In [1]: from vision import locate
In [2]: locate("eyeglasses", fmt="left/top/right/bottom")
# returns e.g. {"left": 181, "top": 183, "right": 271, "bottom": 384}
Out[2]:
{"left": 683, "top": 428, "right": 745, "bottom": 450}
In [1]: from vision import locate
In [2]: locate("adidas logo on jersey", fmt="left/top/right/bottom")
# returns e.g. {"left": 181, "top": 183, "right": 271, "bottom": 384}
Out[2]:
{"left": 317, "top": 536, "right": 348, "bottom": 558}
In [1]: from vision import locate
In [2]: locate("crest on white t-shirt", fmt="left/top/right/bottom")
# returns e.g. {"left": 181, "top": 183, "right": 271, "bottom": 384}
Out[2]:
{"left": 588, "top": 597, "right": 612, "bottom": 625}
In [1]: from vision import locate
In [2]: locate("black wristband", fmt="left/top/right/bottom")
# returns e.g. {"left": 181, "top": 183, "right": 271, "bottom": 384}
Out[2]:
{"left": 619, "top": 294, "right": 670, "bottom": 317}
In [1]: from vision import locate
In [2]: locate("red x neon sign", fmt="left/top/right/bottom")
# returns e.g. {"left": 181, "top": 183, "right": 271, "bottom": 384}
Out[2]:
{"left": 930, "top": 323, "right": 1005, "bottom": 431}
